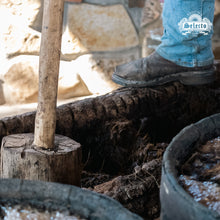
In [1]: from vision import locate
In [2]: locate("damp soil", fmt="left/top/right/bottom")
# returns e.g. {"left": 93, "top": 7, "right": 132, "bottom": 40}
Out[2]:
{"left": 179, "top": 137, "right": 220, "bottom": 215}
{"left": 81, "top": 138, "right": 168, "bottom": 220}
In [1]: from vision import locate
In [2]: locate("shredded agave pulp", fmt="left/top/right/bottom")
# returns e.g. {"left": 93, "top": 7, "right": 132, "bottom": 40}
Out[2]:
{"left": 179, "top": 137, "right": 220, "bottom": 215}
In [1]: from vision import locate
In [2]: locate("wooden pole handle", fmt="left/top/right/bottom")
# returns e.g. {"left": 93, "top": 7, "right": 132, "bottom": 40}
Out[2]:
{"left": 34, "top": 0, "right": 64, "bottom": 149}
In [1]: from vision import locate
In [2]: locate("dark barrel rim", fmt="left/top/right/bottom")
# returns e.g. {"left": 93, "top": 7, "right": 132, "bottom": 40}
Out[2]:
{"left": 162, "top": 113, "right": 220, "bottom": 219}
{"left": 0, "top": 178, "right": 142, "bottom": 220}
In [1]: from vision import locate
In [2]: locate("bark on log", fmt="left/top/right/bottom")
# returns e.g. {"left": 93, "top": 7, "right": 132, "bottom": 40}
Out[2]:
{"left": 0, "top": 64, "right": 220, "bottom": 174}
{"left": 1, "top": 133, "right": 81, "bottom": 186}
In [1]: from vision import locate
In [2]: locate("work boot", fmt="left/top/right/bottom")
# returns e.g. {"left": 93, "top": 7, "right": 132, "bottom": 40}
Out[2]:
{"left": 112, "top": 52, "right": 215, "bottom": 87}
{"left": 112, "top": 0, "right": 216, "bottom": 87}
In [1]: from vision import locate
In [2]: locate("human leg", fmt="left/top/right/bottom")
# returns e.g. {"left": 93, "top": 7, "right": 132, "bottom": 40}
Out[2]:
{"left": 112, "top": 0, "right": 216, "bottom": 87}
{"left": 157, "top": 0, "right": 215, "bottom": 67}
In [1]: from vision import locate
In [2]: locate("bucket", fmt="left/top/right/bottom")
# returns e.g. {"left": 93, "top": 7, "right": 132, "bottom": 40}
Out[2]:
{"left": 160, "top": 113, "right": 220, "bottom": 220}
{"left": 0, "top": 178, "right": 142, "bottom": 220}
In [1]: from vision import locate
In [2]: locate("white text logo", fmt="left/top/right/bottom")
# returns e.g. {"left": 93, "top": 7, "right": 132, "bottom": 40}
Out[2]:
{"left": 178, "top": 14, "right": 212, "bottom": 35}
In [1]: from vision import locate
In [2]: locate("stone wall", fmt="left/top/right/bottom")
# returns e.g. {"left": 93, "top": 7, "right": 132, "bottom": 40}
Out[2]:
{"left": 0, "top": 0, "right": 220, "bottom": 105}
{"left": 0, "top": 0, "right": 164, "bottom": 104}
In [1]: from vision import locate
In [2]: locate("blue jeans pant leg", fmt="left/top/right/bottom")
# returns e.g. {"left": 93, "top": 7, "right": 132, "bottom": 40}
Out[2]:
{"left": 156, "top": 0, "right": 215, "bottom": 67}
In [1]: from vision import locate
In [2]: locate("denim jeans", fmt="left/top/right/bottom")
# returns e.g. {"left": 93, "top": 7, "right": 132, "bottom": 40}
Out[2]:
{"left": 156, "top": 0, "right": 215, "bottom": 67}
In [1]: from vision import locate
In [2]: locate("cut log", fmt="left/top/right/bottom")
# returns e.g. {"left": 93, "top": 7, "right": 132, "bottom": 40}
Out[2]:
{"left": 1, "top": 133, "right": 81, "bottom": 186}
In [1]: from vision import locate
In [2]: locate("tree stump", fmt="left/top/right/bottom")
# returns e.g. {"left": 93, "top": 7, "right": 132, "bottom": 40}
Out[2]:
{"left": 1, "top": 133, "right": 81, "bottom": 186}
{"left": 0, "top": 0, "right": 82, "bottom": 185}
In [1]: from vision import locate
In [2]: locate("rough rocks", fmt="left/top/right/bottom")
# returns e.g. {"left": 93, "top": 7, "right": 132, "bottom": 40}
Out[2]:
{"left": 2, "top": 56, "right": 92, "bottom": 104}
{"left": 66, "top": 4, "right": 139, "bottom": 52}
{"left": 3, "top": 56, "right": 39, "bottom": 103}
{"left": 0, "top": 0, "right": 163, "bottom": 105}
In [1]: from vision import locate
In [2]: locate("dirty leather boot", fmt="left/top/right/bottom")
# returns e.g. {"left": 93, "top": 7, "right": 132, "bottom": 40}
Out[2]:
{"left": 113, "top": 0, "right": 216, "bottom": 87}
{"left": 112, "top": 51, "right": 215, "bottom": 87}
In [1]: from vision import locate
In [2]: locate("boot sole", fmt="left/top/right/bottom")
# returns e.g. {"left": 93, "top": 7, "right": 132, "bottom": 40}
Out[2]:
{"left": 112, "top": 68, "right": 216, "bottom": 87}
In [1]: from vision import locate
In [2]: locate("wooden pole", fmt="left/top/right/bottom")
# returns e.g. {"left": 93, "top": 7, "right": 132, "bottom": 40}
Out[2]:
{"left": 1, "top": 0, "right": 82, "bottom": 185}
{"left": 34, "top": 0, "right": 64, "bottom": 149}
